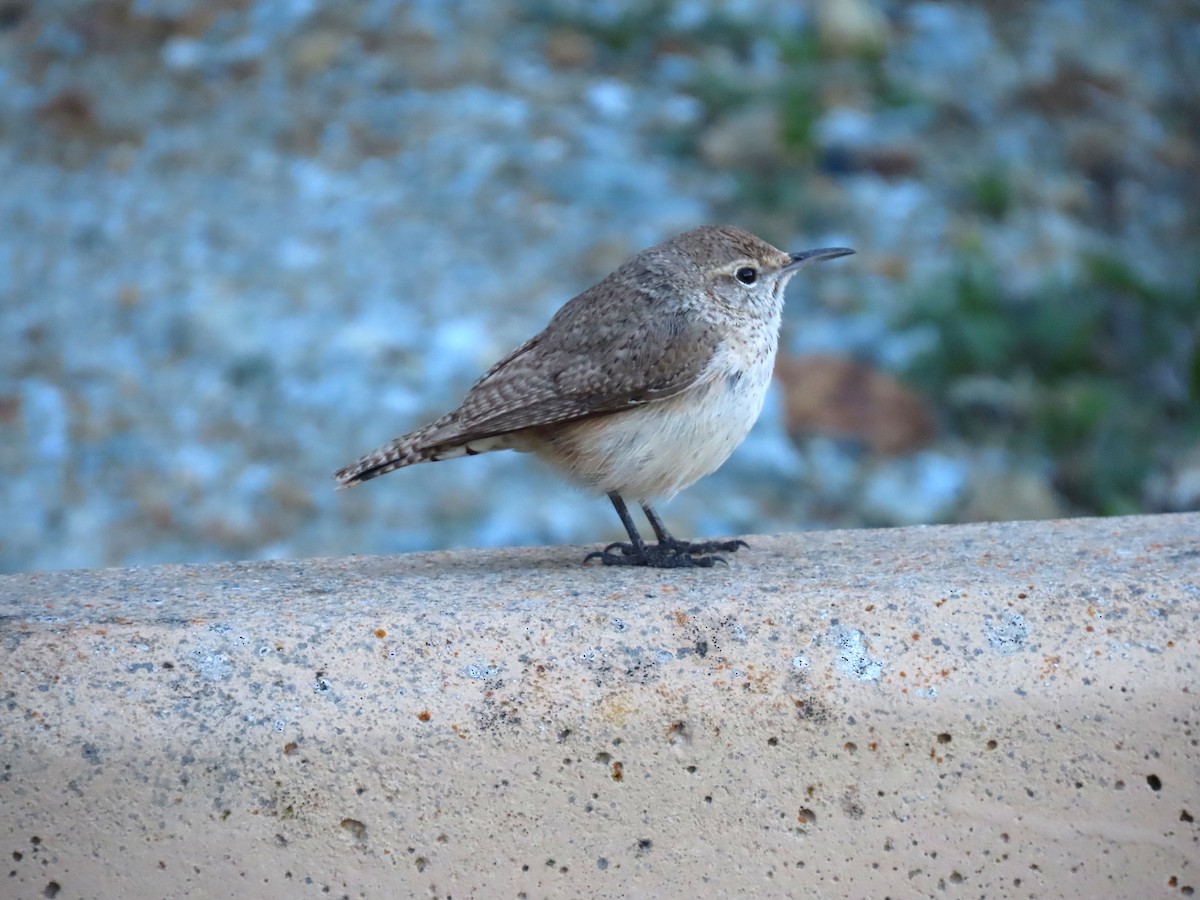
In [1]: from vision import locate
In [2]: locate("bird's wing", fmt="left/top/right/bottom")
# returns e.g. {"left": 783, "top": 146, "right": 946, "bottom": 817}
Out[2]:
{"left": 419, "top": 308, "right": 721, "bottom": 448}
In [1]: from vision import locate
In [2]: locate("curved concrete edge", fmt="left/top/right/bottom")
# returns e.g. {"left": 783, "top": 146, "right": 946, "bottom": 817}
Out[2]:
{"left": 1, "top": 514, "right": 1198, "bottom": 898}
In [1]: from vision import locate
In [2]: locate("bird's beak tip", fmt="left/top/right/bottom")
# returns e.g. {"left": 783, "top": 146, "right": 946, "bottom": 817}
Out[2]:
{"left": 788, "top": 247, "right": 856, "bottom": 267}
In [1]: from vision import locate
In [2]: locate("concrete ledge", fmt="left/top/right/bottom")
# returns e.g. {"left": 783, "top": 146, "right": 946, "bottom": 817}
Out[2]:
{"left": 2, "top": 514, "right": 1198, "bottom": 897}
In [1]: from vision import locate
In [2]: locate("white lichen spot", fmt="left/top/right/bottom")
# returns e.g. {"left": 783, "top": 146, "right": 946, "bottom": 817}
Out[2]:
{"left": 830, "top": 625, "right": 884, "bottom": 681}
{"left": 983, "top": 612, "right": 1029, "bottom": 654}
{"left": 464, "top": 663, "right": 500, "bottom": 679}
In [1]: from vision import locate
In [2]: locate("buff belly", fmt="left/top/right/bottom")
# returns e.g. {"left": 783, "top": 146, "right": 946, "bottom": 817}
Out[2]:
{"left": 522, "top": 368, "right": 771, "bottom": 504}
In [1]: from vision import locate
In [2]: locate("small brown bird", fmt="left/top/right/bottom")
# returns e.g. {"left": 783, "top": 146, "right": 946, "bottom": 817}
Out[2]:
{"left": 335, "top": 226, "right": 853, "bottom": 568}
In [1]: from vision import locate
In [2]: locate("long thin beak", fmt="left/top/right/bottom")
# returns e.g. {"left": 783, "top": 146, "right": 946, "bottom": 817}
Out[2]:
{"left": 786, "top": 247, "right": 855, "bottom": 270}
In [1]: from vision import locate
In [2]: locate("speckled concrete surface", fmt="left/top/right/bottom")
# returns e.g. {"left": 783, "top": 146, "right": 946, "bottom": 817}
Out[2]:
{"left": 1, "top": 514, "right": 1198, "bottom": 898}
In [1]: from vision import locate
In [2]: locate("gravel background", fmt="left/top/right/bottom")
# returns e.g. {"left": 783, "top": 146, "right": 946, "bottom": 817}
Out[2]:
{"left": 1, "top": 0, "right": 1197, "bottom": 573}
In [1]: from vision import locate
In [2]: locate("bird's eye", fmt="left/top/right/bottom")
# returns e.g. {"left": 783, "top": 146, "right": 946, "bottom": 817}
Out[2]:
{"left": 734, "top": 266, "right": 758, "bottom": 285}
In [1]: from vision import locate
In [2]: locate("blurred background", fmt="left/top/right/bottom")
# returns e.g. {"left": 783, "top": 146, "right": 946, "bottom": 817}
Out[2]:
{"left": 1, "top": 0, "right": 1197, "bottom": 574}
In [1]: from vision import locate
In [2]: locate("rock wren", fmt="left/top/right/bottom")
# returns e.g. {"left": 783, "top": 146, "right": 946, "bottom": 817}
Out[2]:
{"left": 335, "top": 226, "right": 853, "bottom": 568}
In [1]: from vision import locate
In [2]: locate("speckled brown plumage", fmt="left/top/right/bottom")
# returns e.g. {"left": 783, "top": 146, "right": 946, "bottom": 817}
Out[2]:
{"left": 334, "top": 225, "right": 854, "bottom": 567}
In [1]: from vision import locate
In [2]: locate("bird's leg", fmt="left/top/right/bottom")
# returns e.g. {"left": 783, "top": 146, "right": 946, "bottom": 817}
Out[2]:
{"left": 585, "top": 493, "right": 724, "bottom": 568}
{"left": 585, "top": 492, "right": 648, "bottom": 561}
{"left": 642, "top": 504, "right": 749, "bottom": 557}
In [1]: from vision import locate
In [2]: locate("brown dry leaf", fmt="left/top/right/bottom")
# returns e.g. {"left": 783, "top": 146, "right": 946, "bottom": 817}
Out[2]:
{"left": 775, "top": 355, "right": 935, "bottom": 456}
{"left": 544, "top": 28, "right": 595, "bottom": 69}
{"left": 35, "top": 91, "right": 100, "bottom": 139}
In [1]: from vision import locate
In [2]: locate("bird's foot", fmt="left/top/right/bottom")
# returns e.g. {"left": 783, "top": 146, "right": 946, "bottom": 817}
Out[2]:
{"left": 583, "top": 541, "right": 732, "bottom": 568}
{"left": 658, "top": 536, "right": 749, "bottom": 556}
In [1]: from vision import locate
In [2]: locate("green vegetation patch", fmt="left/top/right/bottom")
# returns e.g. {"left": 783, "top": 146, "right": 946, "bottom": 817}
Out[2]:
{"left": 902, "top": 251, "right": 1199, "bottom": 514}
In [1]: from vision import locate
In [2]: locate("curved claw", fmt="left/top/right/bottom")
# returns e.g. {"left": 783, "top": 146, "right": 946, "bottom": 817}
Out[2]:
{"left": 584, "top": 541, "right": 639, "bottom": 565}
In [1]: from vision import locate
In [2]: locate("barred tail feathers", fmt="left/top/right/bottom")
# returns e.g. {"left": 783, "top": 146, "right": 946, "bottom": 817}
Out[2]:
{"left": 334, "top": 414, "right": 516, "bottom": 487}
